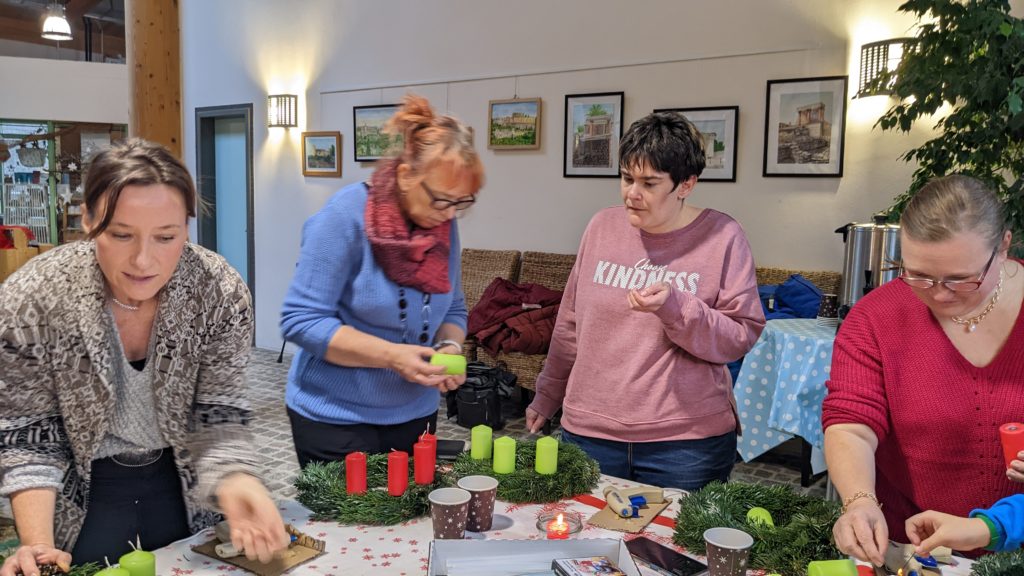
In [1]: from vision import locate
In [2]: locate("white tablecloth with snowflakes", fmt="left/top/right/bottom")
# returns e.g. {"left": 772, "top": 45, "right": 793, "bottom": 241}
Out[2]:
{"left": 735, "top": 318, "right": 836, "bottom": 474}
{"left": 153, "top": 475, "right": 690, "bottom": 575}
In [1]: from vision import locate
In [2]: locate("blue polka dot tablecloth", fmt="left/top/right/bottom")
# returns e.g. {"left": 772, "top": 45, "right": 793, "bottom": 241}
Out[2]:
{"left": 735, "top": 318, "right": 836, "bottom": 473}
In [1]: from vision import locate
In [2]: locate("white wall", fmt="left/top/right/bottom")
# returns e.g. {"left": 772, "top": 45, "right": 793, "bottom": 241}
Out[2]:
{"left": 180, "top": 0, "right": 997, "bottom": 349}
{"left": 0, "top": 56, "right": 127, "bottom": 124}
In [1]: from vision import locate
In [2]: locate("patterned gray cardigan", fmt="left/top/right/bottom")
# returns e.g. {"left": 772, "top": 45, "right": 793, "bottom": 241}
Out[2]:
{"left": 0, "top": 241, "right": 260, "bottom": 551}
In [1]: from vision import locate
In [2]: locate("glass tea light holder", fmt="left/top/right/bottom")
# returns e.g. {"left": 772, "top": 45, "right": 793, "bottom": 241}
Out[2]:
{"left": 536, "top": 509, "right": 583, "bottom": 539}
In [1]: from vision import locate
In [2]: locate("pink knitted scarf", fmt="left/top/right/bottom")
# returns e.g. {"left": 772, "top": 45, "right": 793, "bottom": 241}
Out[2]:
{"left": 365, "top": 159, "right": 451, "bottom": 293}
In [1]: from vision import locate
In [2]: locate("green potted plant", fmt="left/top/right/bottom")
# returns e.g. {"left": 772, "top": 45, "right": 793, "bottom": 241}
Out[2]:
{"left": 872, "top": 0, "right": 1024, "bottom": 252}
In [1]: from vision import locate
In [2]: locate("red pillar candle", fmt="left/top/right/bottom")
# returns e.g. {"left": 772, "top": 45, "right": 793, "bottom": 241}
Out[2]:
{"left": 388, "top": 450, "right": 409, "bottom": 496}
{"left": 420, "top": 430, "right": 437, "bottom": 450}
{"left": 345, "top": 451, "right": 367, "bottom": 494}
{"left": 414, "top": 440, "right": 436, "bottom": 485}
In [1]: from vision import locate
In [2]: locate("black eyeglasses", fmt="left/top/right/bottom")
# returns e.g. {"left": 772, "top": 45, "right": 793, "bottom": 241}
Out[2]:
{"left": 899, "top": 246, "right": 998, "bottom": 292}
{"left": 422, "top": 181, "right": 476, "bottom": 211}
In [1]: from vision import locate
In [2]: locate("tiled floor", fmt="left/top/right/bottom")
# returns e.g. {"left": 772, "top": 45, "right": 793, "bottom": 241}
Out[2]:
{"left": 247, "top": 348, "right": 827, "bottom": 501}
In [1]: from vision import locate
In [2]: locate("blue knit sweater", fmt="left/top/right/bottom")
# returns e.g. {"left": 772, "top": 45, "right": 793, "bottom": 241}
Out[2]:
{"left": 281, "top": 182, "right": 467, "bottom": 425}
{"left": 972, "top": 495, "right": 1024, "bottom": 552}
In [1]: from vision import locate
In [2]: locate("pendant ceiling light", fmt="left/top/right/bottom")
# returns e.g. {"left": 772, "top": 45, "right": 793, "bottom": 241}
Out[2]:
{"left": 41, "top": 2, "right": 73, "bottom": 42}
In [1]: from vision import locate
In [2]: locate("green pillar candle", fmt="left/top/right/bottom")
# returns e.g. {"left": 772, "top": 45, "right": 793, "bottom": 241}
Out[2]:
{"left": 492, "top": 436, "right": 516, "bottom": 474}
{"left": 470, "top": 424, "right": 493, "bottom": 460}
{"left": 807, "top": 559, "right": 857, "bottom": 576}
{"left": 94, "top": 568, "right": 130, "bottom": 576}
{"left": 118, "top": 548, "right": 156, "bottom": 576}
{"left": 534, "top": 435, "right": 558, "bottom": 474}
{"left": 430, "top": 353, "right": 467, "bottom": 375}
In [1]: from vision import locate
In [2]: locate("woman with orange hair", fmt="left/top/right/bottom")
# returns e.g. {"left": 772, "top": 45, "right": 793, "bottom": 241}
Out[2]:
{"left": 281, "top": 94, "right": 484, "bottom": 466}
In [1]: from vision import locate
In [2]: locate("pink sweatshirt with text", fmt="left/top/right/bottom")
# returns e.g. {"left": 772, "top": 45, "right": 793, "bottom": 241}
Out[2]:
{"left": 529, "top": 206, "right": 765, "bottom": 442}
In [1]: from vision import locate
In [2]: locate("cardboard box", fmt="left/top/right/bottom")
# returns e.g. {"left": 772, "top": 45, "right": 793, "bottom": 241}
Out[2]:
{"left": 427, "top": 538, "right": 641, "bottom": 576}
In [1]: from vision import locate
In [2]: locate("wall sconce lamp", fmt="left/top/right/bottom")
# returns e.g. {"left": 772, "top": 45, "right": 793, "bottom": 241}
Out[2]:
{"left": 267, "top": 94, "right": 298, "bottom": 128}
{"left": 857, "top": 38, "right": 912, "bottom": 97}
{"left": 41, "top": 2, "right": 73, "bottom": 41}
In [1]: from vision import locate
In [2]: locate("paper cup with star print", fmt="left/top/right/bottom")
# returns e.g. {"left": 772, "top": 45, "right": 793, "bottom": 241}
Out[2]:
{"left": 456, "top": 475, "right": 499, "bottom": 532}
{"left": 429, "top": 487, "right": 471, "bottom": 539}
{"left": 703, "top": 527, "right": 754, "bottom": 576}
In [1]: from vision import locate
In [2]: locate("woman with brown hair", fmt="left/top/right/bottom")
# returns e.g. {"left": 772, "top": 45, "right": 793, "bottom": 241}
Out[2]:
{"left": 823, "top": 174, "right": 1024, "bottom": 564}
{"left": 281, "top": 94, "right": 483, "bottom": 466}
{"left": 0, "top": 139, "right": 288, "bottom": 575}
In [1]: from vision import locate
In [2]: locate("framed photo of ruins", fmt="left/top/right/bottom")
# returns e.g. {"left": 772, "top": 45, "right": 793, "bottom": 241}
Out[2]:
{"left": 563, "top": 92, "right": 624, "bottom": 178}
{"left": 763, "top": 76, "right": 848, "bottom": 177}
{"left": 655, "top": 106, "right": 739, "bottom": 182}
{"left": 301, "top": 131, "right": 341, "bottom": 177}
{"left": 488, "top": 98, "right": 541, "bottom": 150}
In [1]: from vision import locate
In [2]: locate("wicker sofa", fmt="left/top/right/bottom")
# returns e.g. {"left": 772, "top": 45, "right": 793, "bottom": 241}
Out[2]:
{"left": 459, "top": 248, "right": 841, "bottom": 398}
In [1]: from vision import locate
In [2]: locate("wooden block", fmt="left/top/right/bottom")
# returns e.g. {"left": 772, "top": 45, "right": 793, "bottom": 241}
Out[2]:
{"left": 0, "top": 249, "right": 19, "bottom": 283}
{"left": 9, "top": 228, "right": 29, "bottom": 249}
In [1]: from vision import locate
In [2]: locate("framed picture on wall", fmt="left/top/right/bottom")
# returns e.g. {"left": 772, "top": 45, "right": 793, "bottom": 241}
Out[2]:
{"left": 488, "top": 97, "right": 541, "bottom": 150}
{"left": 763, "top": 76, "right": 848, "bottom": 177}
{"left": 353, "top": 104, "right": 400, "bottom": 162}
{"left": 563, "top": 91, "right": 624, "bottom": 178}
{"left": 302, "top": 131, "right": 341, "bottom": 177}
{"left": 654, "top": 106, "right": 739, "bottom": 182}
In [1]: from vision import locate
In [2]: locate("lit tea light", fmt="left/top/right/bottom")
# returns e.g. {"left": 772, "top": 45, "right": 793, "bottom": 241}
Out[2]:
{"left": 546, "top": 512, "right": 569, "bottom": 540}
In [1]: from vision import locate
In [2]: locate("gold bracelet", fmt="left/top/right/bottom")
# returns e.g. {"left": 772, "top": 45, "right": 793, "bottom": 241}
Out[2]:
{"left": 841, "top": 491, "right": 881, "bottom": 514}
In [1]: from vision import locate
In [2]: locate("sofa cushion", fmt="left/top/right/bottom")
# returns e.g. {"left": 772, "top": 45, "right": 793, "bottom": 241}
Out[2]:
{"left": 771, "top": 274, "right": 823, "bottom": 319}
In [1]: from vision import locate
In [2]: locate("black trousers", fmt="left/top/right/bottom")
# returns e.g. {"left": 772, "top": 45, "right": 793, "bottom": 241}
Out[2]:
{"left": 71, "top": 450, "right": 190, "bottom": 564}
{"left": 287, "top": 407, "right": 437, "bottom": 468}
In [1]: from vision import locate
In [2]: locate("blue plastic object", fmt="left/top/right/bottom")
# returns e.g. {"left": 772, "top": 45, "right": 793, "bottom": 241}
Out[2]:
{"left": 914, "top": 555, "right": 938, "bottom": 568}
{"left": 629, "top": 495, "right": 647, "bottom": 507}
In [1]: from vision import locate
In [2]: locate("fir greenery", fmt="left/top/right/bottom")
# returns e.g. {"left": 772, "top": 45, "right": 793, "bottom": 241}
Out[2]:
{"left": 674, "top": 481, "right": 842, "bottom": 576}
{"left": 294, "top": 456, "right": 440, "bottom": 525}
{"left": 447, "top": 440, "right": 600, "bottom": 503}
{"left": 871, "top": 0, "right": 1024, "bottom": 254}
{"left": 971, "top": 548, "right": 1024, "bottom": 576}
{"left": 293, "top": 441, "right": 599, "bottom": 524}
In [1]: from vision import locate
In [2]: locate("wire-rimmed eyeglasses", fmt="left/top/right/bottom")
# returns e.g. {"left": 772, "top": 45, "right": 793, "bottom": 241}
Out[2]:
{"left": 898, "top": 246, "right": 998, "bottom": 292}
{"left": 422, "top": 181, "right": 476, "bottom": 211}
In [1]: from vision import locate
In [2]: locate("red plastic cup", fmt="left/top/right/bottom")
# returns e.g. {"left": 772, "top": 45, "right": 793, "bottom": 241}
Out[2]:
{"left": 1000, "top": 423, "right": 1024, "bottom": 469}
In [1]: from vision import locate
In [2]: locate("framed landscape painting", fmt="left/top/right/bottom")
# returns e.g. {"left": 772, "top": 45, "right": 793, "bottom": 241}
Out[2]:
{"left": 563, "top": 92, "right": 624, "bottom": 178}
{"left": 655, "top": 106, "right": 739, "bottom": 182}
{"left": 763, "top": 76, "right": 848, "bottom": 177}
{"left": 488, "top": 97, "right": 541, "bottom": 150}
{"left": 301, "top": 131, "right": 341, "bottom": 177}
{"left": 353, "top": 104, "right": 400, "bottom": 162}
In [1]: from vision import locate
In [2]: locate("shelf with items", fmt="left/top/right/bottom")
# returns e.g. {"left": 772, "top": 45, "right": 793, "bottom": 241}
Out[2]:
{"left": 61, "top": 198, "right": 86, "bottom": 243}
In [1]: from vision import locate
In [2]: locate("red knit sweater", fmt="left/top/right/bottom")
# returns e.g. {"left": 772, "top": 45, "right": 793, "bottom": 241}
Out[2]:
{"left": 822, "top": 274, "right": 1024, "bottom": 543}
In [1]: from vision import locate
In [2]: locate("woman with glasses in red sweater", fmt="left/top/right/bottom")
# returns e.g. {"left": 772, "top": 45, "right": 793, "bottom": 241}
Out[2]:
{"left": 823, "top": 175, "right": 1024, "bottom": 565}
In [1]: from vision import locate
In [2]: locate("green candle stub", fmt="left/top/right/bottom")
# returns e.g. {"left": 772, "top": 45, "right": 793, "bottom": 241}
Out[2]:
{"left": 94, "top": 568, "right": 131, "bottom": 576}
{"left": 746, "top": 506, "right": 774, "bottom": 527}
{"left": 430, "top": 353, "right": 466, "bottom": 375}
{"left": 118, "top": 548, "right": 156, "bottom": 576}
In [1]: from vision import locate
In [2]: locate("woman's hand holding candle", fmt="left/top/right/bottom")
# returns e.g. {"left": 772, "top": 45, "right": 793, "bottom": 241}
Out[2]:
{"left": 215, "top": 472, "right": 290, "bottom": 564}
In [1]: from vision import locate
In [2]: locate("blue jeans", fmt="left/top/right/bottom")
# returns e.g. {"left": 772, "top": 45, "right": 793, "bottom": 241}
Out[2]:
{"left": 561, "top": 428, "right": 737, "bottom": 492}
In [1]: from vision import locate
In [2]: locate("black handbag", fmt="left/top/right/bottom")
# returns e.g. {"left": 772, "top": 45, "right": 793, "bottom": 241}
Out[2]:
{"left": 445, "top": 362, "right": 517, "bottom": 430}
